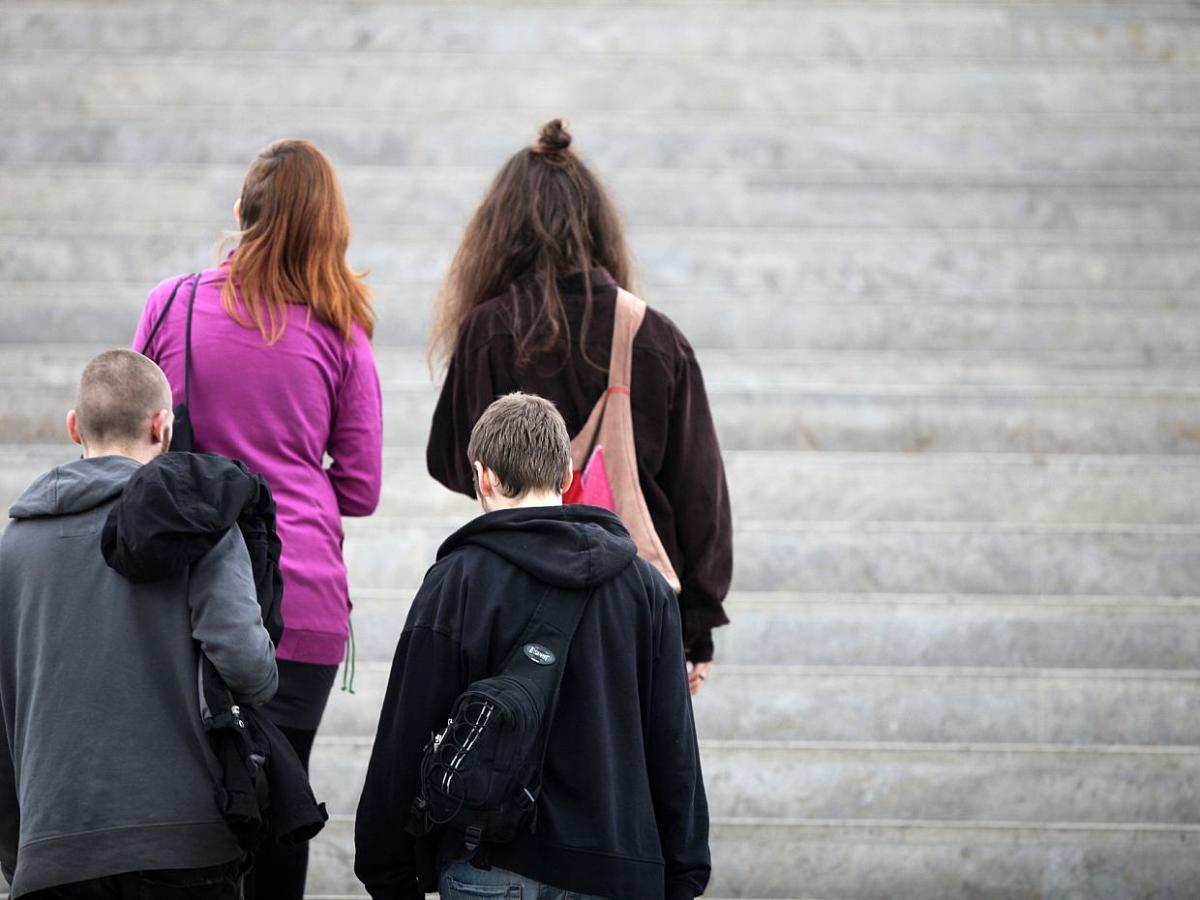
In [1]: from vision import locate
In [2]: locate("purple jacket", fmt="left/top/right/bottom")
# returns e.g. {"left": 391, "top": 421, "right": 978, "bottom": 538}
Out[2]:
{"left": 135, "top": 266, "right": 383, "bottom": 665}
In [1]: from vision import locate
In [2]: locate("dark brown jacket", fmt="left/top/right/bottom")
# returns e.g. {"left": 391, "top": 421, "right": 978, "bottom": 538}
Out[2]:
{"left": 427, "top": 268, "right": 732, "bottom": 662}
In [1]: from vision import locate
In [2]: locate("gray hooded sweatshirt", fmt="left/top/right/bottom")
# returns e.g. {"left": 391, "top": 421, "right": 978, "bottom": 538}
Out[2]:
{"left": 0, "top": 455, "right": 278, "bottom": 896}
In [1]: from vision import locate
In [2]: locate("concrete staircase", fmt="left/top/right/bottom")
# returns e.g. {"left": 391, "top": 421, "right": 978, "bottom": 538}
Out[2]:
{"left": 3, "top": 1, "right": 1200, "bottom": 896}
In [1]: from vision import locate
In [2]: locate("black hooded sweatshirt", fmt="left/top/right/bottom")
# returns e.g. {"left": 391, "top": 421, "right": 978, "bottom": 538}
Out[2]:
{"left": 354, "top": 505, "right": 710, "bottom": 900}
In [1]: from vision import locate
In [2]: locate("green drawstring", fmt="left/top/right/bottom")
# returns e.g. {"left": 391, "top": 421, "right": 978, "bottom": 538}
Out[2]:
{"left": 341, "top": 617, "right": 357, "bottom": 694}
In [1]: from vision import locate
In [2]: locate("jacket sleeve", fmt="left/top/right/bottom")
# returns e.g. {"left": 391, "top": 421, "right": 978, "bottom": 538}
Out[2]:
{"left": 646, "top": 575, "right": 711, "bottom": 899}
{"left": 658, "top": 338, "right": 733, "bottom": 663}
{"left": 0, "top": 702, "right": 17, "bottom": 884}
{"left": 355, "top": 601, "right": 464, "bottom": 898}
{"left": 427, "top": 320, "right": 498, "bottom": 499}
{"left": 328, "top": 331, "right": 384, "bottom": 517}
{"left": 188, "top": 527, "right": 278, "bottom": 706}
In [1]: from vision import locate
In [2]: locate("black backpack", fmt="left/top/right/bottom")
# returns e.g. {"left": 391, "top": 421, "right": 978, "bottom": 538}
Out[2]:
{"left": 407, "top": 584, "right": 593, "bottom": 854}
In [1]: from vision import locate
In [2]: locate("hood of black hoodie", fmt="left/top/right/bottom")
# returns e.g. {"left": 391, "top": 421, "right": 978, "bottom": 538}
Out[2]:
{"left": 8, "top": 455, "right": 140, "bottom": 520}
{"left": 438, "top": 505, "right": 639, "bottom": 590}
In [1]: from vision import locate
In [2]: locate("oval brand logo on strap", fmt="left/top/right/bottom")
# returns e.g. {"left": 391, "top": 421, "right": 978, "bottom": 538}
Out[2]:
{"left": 524, "top": 644, "right": 556, "bottom": 666}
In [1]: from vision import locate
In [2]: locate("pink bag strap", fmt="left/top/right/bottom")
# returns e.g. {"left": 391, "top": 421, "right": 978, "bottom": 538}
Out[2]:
{"left": 571, "top": 288, "right": 645, "bottom": 457}
{"left": 567, "top": 286, "right": 681, "bottom": 593}
{"left": 608, "top": 288, "right": 646, "bottom": 391}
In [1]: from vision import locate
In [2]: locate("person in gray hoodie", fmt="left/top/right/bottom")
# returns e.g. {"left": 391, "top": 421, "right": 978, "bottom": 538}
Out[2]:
{"left": 0, "top": 349, "right": 278, "bottom": 898}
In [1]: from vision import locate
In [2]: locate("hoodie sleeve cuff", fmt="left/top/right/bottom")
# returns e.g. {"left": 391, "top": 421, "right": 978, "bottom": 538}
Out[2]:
{"left": 681, "top": 602, "right": 728, "bottom": 664}
{"left": 686, "top": 631, "right": 714, "bottom": 664}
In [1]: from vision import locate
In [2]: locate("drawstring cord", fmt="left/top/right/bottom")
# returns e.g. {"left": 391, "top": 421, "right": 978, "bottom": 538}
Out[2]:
{"left": 341, "top": 617, "right": 356, "bottom": 694}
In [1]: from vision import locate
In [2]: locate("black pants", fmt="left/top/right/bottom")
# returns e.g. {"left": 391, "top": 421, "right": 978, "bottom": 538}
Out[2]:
{"left": 244, "top": 659, "right": 337, "bottom": 900}
{"left": 242, "top": 725, "right": 316, "bottom": 900}
{"left": 27, "top": 861, "right": 241, "bottom": 899}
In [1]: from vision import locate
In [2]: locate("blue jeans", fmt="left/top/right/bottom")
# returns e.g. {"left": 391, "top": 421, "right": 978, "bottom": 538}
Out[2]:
{"left": 439, "top": 861, "right": 604, "bottom": 900}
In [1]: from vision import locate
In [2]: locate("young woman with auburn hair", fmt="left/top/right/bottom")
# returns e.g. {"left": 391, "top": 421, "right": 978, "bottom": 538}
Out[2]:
{"left": 134, "top": 139, "right": 382, "bottom": 898}
{"left": 427, "top": 119, "right": 732, "bottom": 689}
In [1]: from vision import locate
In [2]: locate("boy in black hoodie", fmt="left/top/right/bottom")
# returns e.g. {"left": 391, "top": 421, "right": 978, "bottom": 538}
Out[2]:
{"left": 355, "top": 393, "right": 710, "bottom": 900}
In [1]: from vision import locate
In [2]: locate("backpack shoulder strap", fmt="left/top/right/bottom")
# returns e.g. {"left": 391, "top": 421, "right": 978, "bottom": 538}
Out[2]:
{"left": 498, "top": 582, "right": 595, "bottom": 795}
{"left": 498, "top": 583, "right": 592, "bottom": 681}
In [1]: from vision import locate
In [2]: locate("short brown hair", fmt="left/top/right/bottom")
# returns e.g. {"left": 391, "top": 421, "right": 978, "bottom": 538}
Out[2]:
{"left": 75, "top": 350, "right": 172, "bottom": 445}
{"left": 467, "top": 393, "right": 572, "bottom": 498}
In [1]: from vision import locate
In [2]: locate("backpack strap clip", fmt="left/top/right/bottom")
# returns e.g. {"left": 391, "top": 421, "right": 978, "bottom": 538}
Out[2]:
{"left": 405, "top": 796, "right": 428, "bottom": 837}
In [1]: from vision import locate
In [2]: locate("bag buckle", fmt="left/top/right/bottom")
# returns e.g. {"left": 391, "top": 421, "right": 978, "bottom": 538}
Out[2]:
{"left": 464, "top": 824, "right": 484, "bottom": 853}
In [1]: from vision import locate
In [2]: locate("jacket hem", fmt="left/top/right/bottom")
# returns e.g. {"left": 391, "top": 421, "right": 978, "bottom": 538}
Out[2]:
{"left": 276, "top": 627, "right": 347, "bottom": 665}
{"left": 10, "top": 820, "right": 240, "bottom": 898}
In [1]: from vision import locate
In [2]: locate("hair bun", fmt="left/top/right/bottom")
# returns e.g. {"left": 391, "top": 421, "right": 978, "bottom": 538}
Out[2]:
{"left": 535, "top": 119, "right": 572, "bottom": 154}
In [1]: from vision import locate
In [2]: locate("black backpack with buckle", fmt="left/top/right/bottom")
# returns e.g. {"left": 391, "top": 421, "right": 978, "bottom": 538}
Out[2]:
{"left": 407, "top": 584, "right": 593, "bottom": 855}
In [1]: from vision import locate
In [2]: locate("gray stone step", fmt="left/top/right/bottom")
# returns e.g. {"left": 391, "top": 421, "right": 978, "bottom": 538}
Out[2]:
{"left": 5, "top": 4, "right": 1198, "bottom": 64}
{"left": 10, "top": 343, "right": 1200, "bottom": 388}
{"left": 322, "top": 662, "right": 1200, "bottom": 745}
{"left": 3, "top": 113, "right": 1195, "bottom": 178}
{"left": 722, "top": 451, "right": 1200, "bottom": 524}
{"left": 6, "top": 362, "right": 1200, "bottom": 452}
{"left": 189, "top": 515, "right": 1200, "bottom": 595}
{"left": 9, "top": 165, "right": 1200, "bottom": 232}
{"left": 340, "top": 590, "right": 1200, "bottom": 669}
{"left": 3, "top": 284, "right": 1197, "bottom": 353}
{"left": 5, "top": 445, "right": 1198, "bottom": 525}
{"left": 81, "top": 378, "right": 1200, "bottom": 454}
{"left": 6, "top": 227, "right": 1200, "bottom": 294}
{"left": 9, "top": 381, "right": 1200, "bottom": 455}
{"left": 308, "top": 736, "right": 1200, "bottom": 823}
{"left": 7, "top": 813, "right": 1200, "bottom": 899}
{"left": 6, "top": 275, "right": 1192, "bottom": 315}
{"left": 9, "top": 57, "right": 1200, "bottom": 116}
{"left": 307, "top": 814, "right": 1200, "bottom": 898}
{"left": 9, "top": 343, "right": 1200, "bottom": 389}
{"left": 683, "top": 386, "right": 1200, "bottom": 452}
{"left": 649, "top": 520, "right": 1200, "bottom": 596}
{"left": 338, "top": 518, "right": 1200, "bottom": 596}
{"left": 714, "top": 593, "right": 1200, "bottom": 669}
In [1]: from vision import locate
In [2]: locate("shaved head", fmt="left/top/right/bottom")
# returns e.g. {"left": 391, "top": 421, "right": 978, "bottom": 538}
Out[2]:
{"left": 74, "top": 350, "right": 172, "bottom": 446}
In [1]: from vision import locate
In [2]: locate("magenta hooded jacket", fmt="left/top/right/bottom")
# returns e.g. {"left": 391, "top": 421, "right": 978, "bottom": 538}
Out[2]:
{"left": 135, "top": 265, "right": 383, "bottom": 665}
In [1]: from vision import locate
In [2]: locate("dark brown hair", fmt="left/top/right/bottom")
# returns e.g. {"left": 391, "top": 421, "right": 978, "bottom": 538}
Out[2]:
{"left": 223, "top": 139, "right": 374, "bottom": 344}
{"left": 467, "top": 393, "right": 572, "bottom": 498}
{"left": 75, "top": 349, "right": 172, "bottom": 444}
{"left": 431, "top": 119, "right": 633, "bottom": 372}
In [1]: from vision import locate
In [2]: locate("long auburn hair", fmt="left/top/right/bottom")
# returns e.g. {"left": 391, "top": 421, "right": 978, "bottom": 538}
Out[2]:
{"left": 222, "top": 139, "right": 374, "bottom": 344}
{"left": 431, "top": 119, "right": 633, "bottom": 373}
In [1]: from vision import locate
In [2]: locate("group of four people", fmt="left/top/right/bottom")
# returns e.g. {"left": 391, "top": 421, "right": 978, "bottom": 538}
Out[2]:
{"left": 0, "top": 120, "right": 733, "bottom": 899}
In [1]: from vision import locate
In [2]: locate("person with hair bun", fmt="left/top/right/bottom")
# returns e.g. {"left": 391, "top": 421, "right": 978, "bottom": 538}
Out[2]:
{"left": 134, "top": 138, "right": 383, "bottom": 899}
{"left": 427, "top": 119, "right": 732, "bottom": 692}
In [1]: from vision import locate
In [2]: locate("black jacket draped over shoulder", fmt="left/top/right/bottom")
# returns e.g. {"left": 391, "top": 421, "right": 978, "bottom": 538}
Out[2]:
{"left": 101, "top": 452, "right": 326, "bottom": 853}
{"left": 427, "top": 268, "right": 732, "bottom": 662}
